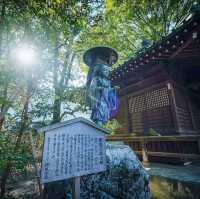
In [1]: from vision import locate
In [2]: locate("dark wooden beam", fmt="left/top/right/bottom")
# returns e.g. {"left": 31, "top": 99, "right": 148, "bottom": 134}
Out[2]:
{"left": 175, "top": 54, "right": 200, "bottom": 58}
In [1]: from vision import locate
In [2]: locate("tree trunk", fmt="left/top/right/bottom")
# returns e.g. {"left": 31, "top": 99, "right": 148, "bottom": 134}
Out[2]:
{"left": 52, "top": 33, "right": 61, "bottom": 124}
{"left": 53, "top": 95, "right": 61, "bottom": 123}
{"left": 0, "top": 0, "right": 6, "bottom": 131}
{"left": 0, "top": 117, "right": 4, "bottom": 130}
{"left": 0, "top": 164, "right": 11, "bottom": 196}
{"left": 0, "top": 0, "right": 6, "bottom": 56}
{"left": 0, "top": 82, "right": 30, "bottom": 197}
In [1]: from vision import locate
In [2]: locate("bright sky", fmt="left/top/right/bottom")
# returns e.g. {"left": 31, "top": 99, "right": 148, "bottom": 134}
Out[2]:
{"left": 69, "top": 57, "right": 87, "bottom": 87}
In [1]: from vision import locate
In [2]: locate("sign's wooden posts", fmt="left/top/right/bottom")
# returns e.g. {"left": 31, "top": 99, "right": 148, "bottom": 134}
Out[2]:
{"left": 38, "top": 117, "right": 108, "bottom": 199}
{"left": 73, "top": 176, "right": 80, "bottom": 199}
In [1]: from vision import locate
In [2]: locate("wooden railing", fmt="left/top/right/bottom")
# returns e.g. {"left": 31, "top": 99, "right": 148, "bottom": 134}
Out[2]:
{"left": 106, "top": 134, "right": 200, "bottom": 164}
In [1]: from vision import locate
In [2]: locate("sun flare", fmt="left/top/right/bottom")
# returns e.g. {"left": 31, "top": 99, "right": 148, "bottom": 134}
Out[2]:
{"left": 13, "top": 44, "right": 36, "bottom": 66}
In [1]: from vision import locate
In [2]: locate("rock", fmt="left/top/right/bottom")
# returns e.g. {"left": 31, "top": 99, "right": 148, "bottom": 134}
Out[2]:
{"left": 81, "top": 143, "right": 150, "bottom": 199}
{"left": 43, "top": 143, "right": 150, "bottom": 199}
{"left": 9, "top": 180, "right": 39, "bottom": 199}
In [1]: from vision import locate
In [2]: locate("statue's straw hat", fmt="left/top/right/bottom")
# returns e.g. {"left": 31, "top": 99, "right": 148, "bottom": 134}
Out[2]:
{"left": 83, "top": 46, "right": 118, "bottom": 67}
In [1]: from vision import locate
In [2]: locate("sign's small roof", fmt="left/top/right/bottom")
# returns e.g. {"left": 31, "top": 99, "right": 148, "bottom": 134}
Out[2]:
{"left": 37, "top": 117, "right": 110, "bottom": 134}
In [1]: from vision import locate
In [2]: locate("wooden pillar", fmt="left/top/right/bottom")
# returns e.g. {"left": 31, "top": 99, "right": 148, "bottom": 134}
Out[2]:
{"left": 167, "top": 82, "right": 180, "bottom": 134}
{"left": 122, "top": 80, "right": 132, "bottom": 133}
{"left": 187, "top": 97, "right": 197, "bottom": 132}
{"left": 198, "top": 139, "right": 200, "bottom": 154}
{"left": 125, "top": 96, "right": 132, "bottom": 133}
{"left": 141, "top": 139, "right": 149, "bottom": 165}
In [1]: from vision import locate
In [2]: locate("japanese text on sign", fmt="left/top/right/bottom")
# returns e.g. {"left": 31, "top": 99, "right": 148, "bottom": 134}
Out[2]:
{"left": 41, "top": 122, "right": 106, "bottom": 183}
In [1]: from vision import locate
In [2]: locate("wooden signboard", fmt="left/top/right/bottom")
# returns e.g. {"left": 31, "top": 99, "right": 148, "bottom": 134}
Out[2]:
{"left": 39, "top": 118, "right": 107, "bottom": 188}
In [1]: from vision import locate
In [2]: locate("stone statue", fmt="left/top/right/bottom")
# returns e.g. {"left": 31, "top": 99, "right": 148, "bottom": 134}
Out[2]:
{"left": 83, "top": 46, "right": 119, "bottom": 126}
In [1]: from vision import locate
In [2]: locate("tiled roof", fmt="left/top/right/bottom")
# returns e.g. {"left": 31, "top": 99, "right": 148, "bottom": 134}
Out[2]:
{"left": 111, "top": 12, "right": 200, "bottom": 83}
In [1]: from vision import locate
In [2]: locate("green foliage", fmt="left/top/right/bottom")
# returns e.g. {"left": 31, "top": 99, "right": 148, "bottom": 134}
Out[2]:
{"left": 147, "top": 128, "right": 160, "bottom": 136}
{"left": 0, "top": 97, "right": 12, "bottom": 107}
{"left": 0, "top": 196, "right": 17, "bottom": 199}
{"left": 171, "top": 188, "right": 194, "bottom": 199}
{"left": 0, "top": 131, "right": 32, "bottom": 172}
{"left": 0, "top": 1, "right": 103, "bottom": 194}
{"left": 103, "top": 119, "right": 121, "bottom": 135}
{"left": 75, "top": 0, "right": 194, "bottom": 66}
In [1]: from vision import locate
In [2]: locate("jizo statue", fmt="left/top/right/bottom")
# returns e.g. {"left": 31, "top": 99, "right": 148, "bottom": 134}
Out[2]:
{"left": 83, "top": 46, "right": 119, "bottom": 127}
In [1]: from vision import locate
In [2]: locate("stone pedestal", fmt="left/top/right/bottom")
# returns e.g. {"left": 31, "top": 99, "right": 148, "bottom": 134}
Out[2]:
{"left": 43, "top": 143, "right": 150, "bottom": 199}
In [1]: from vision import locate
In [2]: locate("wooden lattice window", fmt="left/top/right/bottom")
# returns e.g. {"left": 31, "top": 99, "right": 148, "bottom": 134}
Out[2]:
{"left": 129, "top": 87, "right": 170, "bottom": 113}
{"left": 129, "top": 94, "right": 145, "bottom": 113}
{"left": 146, "top": 87, "right": 170, "bottom": 110}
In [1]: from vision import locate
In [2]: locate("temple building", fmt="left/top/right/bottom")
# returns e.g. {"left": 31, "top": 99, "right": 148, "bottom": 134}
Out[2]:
{"left": 111, "top": 11, "right": 200, "bottom": 136}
